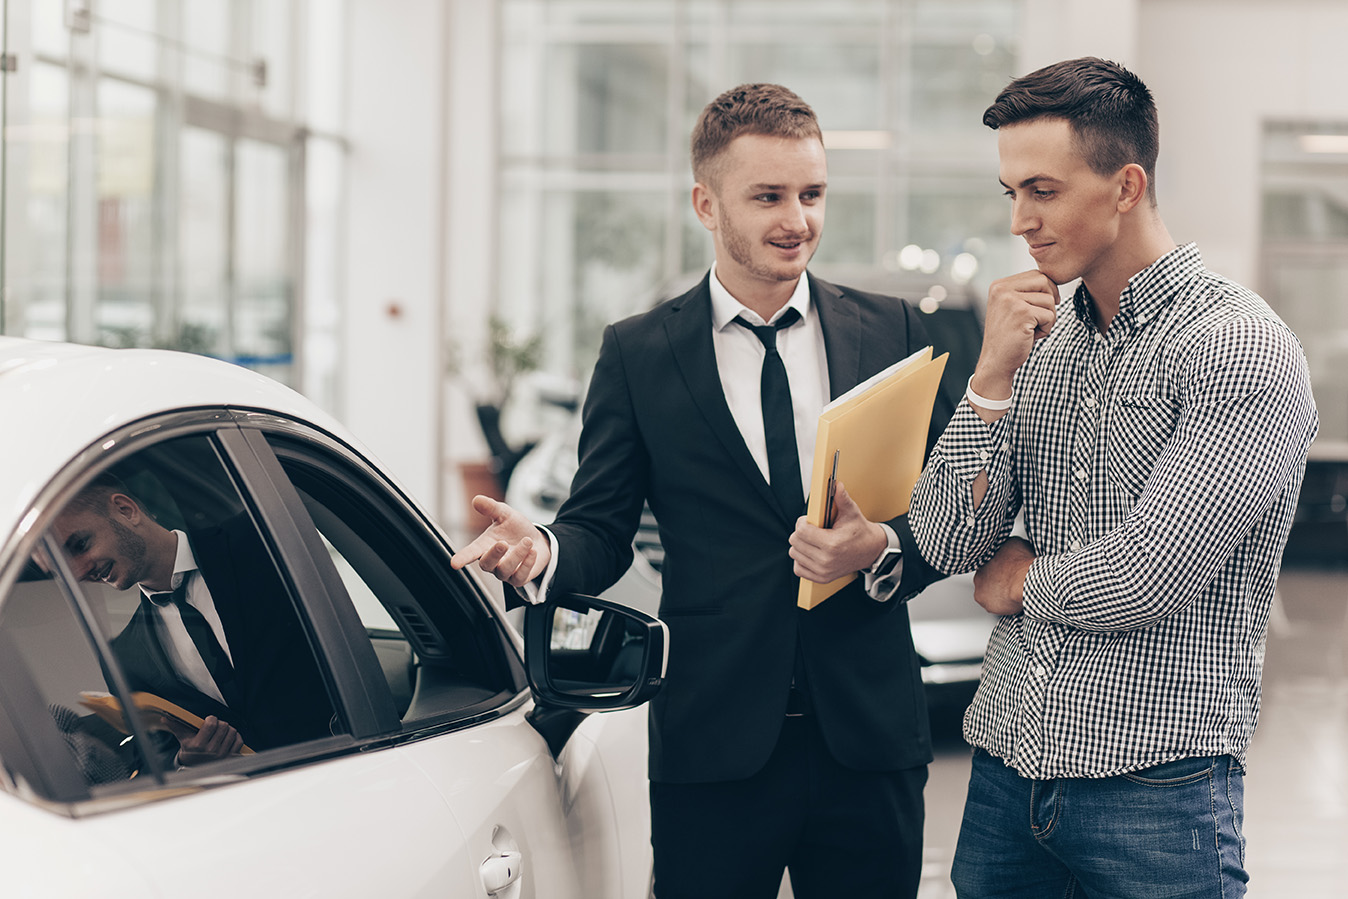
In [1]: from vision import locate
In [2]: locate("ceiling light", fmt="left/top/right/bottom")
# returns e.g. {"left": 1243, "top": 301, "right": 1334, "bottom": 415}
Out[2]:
{"left": 1298, "top": 134, "right": 1348, "bottom": 154}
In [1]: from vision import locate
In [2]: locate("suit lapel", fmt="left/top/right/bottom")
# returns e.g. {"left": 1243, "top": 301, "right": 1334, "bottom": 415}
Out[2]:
{"left": 190, "top": 525, "right": 256, "bottom": 652}
{"left": 663, "top": 278, "right": 781, "bottom": 514}
{"left": 112, "top": 601, "right": 230, "bottom": 720}
{"left": 812, "top": 276, "right": 864, "bottom": 400}
{"left": 119, "top": 601, "right": 183, "bottom": 694}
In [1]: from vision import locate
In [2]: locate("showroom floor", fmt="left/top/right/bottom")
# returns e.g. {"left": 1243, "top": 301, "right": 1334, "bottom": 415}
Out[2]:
{"left": 776, "top": 563, "right": 1348, "bottom": 898}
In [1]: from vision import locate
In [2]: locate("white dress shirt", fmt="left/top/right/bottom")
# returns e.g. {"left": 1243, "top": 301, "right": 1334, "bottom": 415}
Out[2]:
{"left": 139, "top": 530, "right": 235, "bottom": 706}
{"left": 707, "top": 265, "right": 829, "bottom": 501}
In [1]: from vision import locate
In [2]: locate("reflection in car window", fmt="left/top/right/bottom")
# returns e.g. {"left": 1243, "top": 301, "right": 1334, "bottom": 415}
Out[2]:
{"left": 2, "top": 572, "right": 140, "bottom": 787}
{"left": 2, "top": 434, "right": 340, "bottom": 795}
{"left": 267, "top": 438, "right": 516, "bottom": 725}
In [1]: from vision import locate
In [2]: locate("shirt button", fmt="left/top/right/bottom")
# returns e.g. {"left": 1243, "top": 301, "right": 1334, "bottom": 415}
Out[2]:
{"left": 1069, "top": 538, "right": 1082, "bottom": 552}
{"left": 979, "top": 449, "right": 990, "bottom": 462}
{"left": 965, "top": 516, "right": 976, "bottom": 527}
{"left": 1074, "top": 468, "right": 1088, "bottom": 480}
{"left": 1083, "top": 396, "right": 1096, "bottom": 410}
{"left": 1034, "top": 665, "right": 1048, "bottom": 678}
{"left": 1001, "top": 442, "right": 1011, "bottom": 453}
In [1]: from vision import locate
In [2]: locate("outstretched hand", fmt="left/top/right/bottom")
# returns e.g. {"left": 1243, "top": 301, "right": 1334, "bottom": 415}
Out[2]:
{"left": 788, "top": 481, "right": 887, "bottom": 584}
{"left": 450, "top": 495, "right": 552, "bottom": 588}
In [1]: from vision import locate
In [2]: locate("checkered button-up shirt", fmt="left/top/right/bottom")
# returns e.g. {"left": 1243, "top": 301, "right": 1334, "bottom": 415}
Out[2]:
{"left": 910, "top": 243, "right": 1319, "bottom": 779}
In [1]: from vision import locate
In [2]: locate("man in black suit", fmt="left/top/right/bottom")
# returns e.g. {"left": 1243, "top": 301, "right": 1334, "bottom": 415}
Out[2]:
{"left": 50, "top": 475, "right": 334, "bottom": 764}
{"left": 454, "top": 83, "right": 952, "bottom": 898}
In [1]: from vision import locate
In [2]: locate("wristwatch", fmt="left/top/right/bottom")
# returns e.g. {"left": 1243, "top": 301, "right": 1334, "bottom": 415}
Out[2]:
{"left": 867, "top": 545, "right": 903, "bottom": 578}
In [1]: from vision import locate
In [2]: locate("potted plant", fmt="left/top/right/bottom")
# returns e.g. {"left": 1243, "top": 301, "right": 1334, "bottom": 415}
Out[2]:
{"left": 452, "top": 315, "right": 544, "bottom": 528}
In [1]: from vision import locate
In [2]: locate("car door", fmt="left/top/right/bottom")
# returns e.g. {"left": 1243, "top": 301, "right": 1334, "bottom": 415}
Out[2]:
{"left": 0, "top": 415, "right": 478, "bottom": 897}
{"left": 255, "top": 422, "right": 621, "bottom": 899}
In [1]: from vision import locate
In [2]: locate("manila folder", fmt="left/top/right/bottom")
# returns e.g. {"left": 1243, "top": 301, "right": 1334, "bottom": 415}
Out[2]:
{"left": 797, "top": 346, "right": 948, "bottom": 609}
{"left": 80, "top": 691, "right": 255, "bottom": 754}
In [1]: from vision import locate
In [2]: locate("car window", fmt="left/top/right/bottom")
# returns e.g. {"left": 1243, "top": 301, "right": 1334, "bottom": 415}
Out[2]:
{"left": 0, "top": 432, "right": 341, "bottom": 798}
{"left": 264, "top": 435, "right": 522, "bottom": 727}
{"left": 1, "top": 567, "right": 142, "bottom": 793}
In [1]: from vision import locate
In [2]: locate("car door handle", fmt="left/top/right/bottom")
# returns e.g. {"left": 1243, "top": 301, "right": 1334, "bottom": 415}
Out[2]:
{"left": 480, "top": 849, "right": 523, "bottom": 894}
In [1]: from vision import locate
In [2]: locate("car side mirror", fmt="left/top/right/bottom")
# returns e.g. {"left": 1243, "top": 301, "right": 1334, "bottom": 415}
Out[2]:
{"left": 524, "top": 593, "right": 667, "bottom": 714}
{"left": 523, "top": 593, "right": 667, "bottom": 759}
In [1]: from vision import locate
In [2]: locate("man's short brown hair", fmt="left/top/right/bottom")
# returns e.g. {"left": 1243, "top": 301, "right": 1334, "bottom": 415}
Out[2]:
{"left": 690, "top": 83, "right": 822, "bottom": 188}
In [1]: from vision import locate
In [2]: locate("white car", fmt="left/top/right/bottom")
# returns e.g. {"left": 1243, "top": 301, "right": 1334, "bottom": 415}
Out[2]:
{"left": 0, "top": 336, "right": 666, "bottom": 899}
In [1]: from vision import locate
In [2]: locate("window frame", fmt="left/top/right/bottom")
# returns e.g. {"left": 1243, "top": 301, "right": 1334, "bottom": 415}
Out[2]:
{"left": 0, "top": 406, "right": 527, "bottom": 812}
{"left": 255, "top": 419, "right": 531, "bottom": 732}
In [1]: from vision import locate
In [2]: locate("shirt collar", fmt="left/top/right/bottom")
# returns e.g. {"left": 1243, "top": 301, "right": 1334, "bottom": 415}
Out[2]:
{"left": 1072, "top": 242, "right": 1202, "bottom": 330}
{"left": 708, "top": 263, "right": 812, "bottom": 330}
{"left": 140, "top": 530, "right": 200, "bottom": 599}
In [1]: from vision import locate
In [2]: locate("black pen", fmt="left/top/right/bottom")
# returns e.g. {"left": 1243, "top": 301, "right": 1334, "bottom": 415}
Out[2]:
{"left": 823, "top": 449, "right": 840, "bottom": 528}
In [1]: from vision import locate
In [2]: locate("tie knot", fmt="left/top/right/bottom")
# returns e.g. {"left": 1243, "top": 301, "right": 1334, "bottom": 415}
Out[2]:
{"left": 147, "top": 579, "right": 187, "bottom": 608}
{"left": 734, "top": 307, "right": 801, "bottom": 350}
{"left": 147, "top": 590, "right": 180, "bottom": 611}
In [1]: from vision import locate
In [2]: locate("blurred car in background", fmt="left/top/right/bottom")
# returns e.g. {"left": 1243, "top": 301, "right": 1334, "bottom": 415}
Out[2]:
{"left": 1283, "top": 448, "right": 1348, "bottom": 566}
{"left": 507, "top": 268, "right": 996, "bottom": 714}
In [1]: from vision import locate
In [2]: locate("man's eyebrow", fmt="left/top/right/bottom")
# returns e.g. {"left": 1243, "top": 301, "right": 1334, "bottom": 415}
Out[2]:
{"left": 999, "top": 175, "right": 1061, "bottom": 190}
{"left": 747, "top": 182, "right": 827, "bottom": 192}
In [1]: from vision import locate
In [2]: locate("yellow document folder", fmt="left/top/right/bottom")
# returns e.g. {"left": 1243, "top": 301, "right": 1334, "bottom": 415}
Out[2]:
{"left": 80, "top": 690, "right": 255, "bottom": 754}
{"left": 797, "top": 346, "right": 948, "bottom": 609}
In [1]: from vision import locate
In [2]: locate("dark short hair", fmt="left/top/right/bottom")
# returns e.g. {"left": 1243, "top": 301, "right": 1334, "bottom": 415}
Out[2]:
{"left": 63, "top": 471, "right": 134, "bottom": 517}
{"left": 983, "top": 57, "right": 1159, "bottom": 203}
{"left": 691, "top": 83, "right": 822, "bottom": 188}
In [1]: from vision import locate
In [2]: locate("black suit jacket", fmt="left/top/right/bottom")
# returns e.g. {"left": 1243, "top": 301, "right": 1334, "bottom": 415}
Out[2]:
{"left": 109, "top": 518, "right": 334, "bottom": 751}
{"left": 549, "top": 273, "right": 954, "bottom": 783}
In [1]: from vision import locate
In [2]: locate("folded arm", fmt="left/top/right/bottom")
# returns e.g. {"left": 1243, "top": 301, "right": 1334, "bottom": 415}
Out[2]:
{"left": 1023, "top": 319, "right": 1317, "bottom": 632}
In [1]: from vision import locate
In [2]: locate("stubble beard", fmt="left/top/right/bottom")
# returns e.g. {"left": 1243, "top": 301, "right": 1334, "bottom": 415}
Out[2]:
{"left": 722, "top": 215, "right": 813, "bottom": 285}
{"left": 108, "top": 517, "right": 151, "bottom": 591}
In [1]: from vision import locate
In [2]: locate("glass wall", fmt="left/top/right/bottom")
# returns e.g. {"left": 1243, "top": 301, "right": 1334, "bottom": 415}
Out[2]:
{"left": 1260, "top": 121, "right": 1348, "bottom": 451}
{"left": 0, "top": 0, "right": 347, "bottom": 408}
{"left": 498, "top": 0, "right": 1020, "bottom": 380}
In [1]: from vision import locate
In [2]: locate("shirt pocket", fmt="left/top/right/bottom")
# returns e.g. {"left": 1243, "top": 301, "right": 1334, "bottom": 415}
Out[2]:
{"left": 1104, "top": 392, "right": 1179, "bottom": 498}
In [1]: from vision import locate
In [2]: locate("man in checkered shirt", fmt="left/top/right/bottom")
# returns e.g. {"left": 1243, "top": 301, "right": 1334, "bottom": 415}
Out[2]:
{"left": 907, "top": 57, "right": 1319, "bottom": 897}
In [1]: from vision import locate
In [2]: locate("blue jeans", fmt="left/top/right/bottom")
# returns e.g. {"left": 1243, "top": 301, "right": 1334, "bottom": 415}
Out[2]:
{"left": 951, "top": 749, "right": 1248, "bottom": 898}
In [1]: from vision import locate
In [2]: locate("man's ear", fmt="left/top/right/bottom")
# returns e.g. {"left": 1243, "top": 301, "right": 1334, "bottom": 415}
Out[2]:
{"left": 691, "top": 181, "right": 718, "bottom": 231}
{"left": 108, "top": 492, "right": 142, "bottom": 525}
{"left": 1116, "top": 163, "right": 1148, "bottom": 214}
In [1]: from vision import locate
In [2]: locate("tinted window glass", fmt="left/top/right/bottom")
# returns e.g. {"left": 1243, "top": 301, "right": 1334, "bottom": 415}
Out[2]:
{"left": 267, "top": 438, "right": 517, "bottom": 725}
{"left": 4, "top": 433, "right": 339, "bottom": 794}
{"left": 1, "top": 568, "right": 139, "bottom": 789}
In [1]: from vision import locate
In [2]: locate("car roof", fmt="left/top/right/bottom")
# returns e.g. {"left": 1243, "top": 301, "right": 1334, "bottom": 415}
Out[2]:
{"left": 0, "top": 337, "right": 358, "bottom": 541}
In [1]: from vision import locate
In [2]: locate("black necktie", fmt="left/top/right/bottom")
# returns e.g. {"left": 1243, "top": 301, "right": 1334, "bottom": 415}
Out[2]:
{"left": 734, "top": 308, "right": 804, "bottom": 518}
{"left": 149, "top": 579, "right": 238, "bottom": 707}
